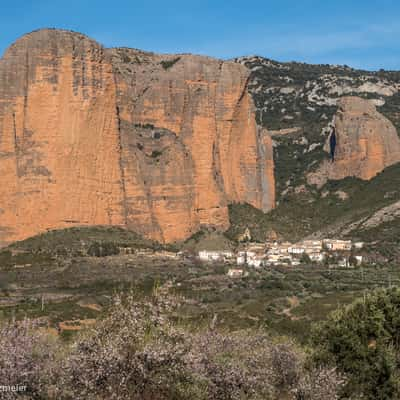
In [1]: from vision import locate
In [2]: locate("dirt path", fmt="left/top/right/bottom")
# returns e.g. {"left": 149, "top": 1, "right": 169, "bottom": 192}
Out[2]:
{"left": 281, "top": 296, "right": 301, "bottom": 320}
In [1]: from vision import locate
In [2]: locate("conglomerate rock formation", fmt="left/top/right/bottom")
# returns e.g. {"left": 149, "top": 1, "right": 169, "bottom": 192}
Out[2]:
{"left": 307, "top": 96, "right": 400, "bottom": 187}
{"left": 2, "top": 29, "right": 400, "bottom": 246}
{"left": 237, "top": 56, "right": 400, "bottom": 200}
{"left": 0, "top": 30, "right": 125, "bottom": 246}
{"left": 0, "top": 29, "right": 274, "bottom": 245}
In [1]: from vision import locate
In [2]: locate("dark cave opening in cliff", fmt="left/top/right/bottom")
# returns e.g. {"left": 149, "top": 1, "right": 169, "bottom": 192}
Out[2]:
{"left": 330, "top": 129, "right": 337, "bottom": 162}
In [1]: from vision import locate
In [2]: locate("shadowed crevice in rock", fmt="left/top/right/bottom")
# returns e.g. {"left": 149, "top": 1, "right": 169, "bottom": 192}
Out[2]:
{"left": 308, "top": 96, "right": 400, "bottom": 188}
{"left": 0, "top": 29, "right": 275, "bottom": 244}
{"left": 110, "top": 46, "right": 275, "bottom": 241}
{"left": 329, "top": 128, "right": 337, "bottom": 162}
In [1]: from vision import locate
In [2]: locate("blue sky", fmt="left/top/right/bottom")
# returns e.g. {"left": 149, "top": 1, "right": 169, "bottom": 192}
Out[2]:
{"left": 1, "top": 0, "right": 399, "bottom": 70}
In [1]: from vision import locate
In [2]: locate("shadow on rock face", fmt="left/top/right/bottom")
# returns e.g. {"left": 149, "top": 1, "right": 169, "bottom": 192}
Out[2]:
{"left": 329, "top": 128, "right": 336, "bottom": 162}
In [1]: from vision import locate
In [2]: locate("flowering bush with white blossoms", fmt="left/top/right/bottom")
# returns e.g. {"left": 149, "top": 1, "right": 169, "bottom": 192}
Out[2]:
{"left": 0, "top": 292, "right": 344, "bottom": 399}
{"left": 0, "top": 319, "right": 57, "bottom": 399}
{"left": 58, "top": 293, "right": 192, "bottom": 400}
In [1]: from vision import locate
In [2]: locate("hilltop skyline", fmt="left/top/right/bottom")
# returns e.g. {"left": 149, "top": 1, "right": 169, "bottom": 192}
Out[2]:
{"left": 1, "top": 0, "right": 399, "bottom": 71}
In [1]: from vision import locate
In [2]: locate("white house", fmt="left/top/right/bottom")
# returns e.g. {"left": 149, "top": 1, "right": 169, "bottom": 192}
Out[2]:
{"left": 198, "top": 251, "right": 233, "bottom": 262}
{"left": 266, "top": 254, "right": 281, "bottom": 265}
{"left": 227, "top": 268, "right": 245, "bottom": 278}
{"left": 245, "top": 251, "right": 257, "bottom": 258}
{"left": 278, "top": 242, "right": 292, "bottom": 254}
{"left": 309, "top": 252, "right": 325, "bottom": 263}
{"left": 237, "top": 251, "right": 247, "bottom": 265}
{"left": 266, "top": 253, "right": 292, "bottom": 266}
{"left": 288, "top": 246, "right": 305, "bottom": 255}
{"left": 247, "top": 243, "right": 266, "bottom": 252}
{"left": 323, "top": 239, "right": 352, "bottom": 251}
{"left": 302, "top": 240, "right": 323, "bottom": 253}
{"left": 355, "top": 255, "right": 363, "bottom": 265}
{"left": 267, "top": 242, "right": 292, "bottom": 255}
{"left": 267, "top": 247, "right": 280, "bottom": 255}
{"left": 247, "top": 256, "right": 265, "bottom": 268}
{"left": 338, "top": 258, "right": 350, "bottom": 268}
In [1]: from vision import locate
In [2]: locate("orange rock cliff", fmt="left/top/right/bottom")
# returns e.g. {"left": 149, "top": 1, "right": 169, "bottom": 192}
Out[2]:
{"left": 308, "top": 96, "right": 400, "bottom": 188}
{"left": 0, "top": 29, "right": 275, "bottom": 245}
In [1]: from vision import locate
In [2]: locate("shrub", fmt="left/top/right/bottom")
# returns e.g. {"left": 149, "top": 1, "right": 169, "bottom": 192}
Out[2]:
{"left": 56, "top": 292, "right": 343, "bottom": 399}
{"left": 311, "top": 288, "right": 400, "bottom": 399}
{"left": 0, "top": 319, "right": 57, "bottom": 399}
{"left": 0, "top": 291, "right": 344, "bottom": 399}
{"left": 150, "top": 150, "right": 163, "bottom": 158}
{"left": 87, "top": 242, "right": 119, "bottom": 257}
{"left": 58, "top": 294, "right": 191, "bottom": 400}
{"left": 293, "top": 367, "right": 344, "bottom": 400}
{"left": 300, "top": 253, "right": 311, "bottom": 264}
{"left": 0, "top": 251, "right": 13, "bottom": 270}
{"left": 160, "top": 57, "right": 181, "bottom": 70}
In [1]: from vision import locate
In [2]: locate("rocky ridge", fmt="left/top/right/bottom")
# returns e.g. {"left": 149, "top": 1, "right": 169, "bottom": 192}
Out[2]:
{"left": 236, "top": 56, "right": 400, "bottom": 199}
{"left": 1, "top": 31, "right": 400, "bottom": 246}
{"left": 0, "top": 29, "right": 275, "bottom": 245}
{"left": 226, "top": 56, "right": 400, "bottom": 248}
{"left": 307, "top": 96, "right": 400, "bottom": 187}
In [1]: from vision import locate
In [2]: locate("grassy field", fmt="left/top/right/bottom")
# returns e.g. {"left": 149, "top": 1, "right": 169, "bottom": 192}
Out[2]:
{"left": 173, "top": 263, "right": 400, "bottom": 342}
{"left": 1, "top": 229, "right": 399, "bottom": 344}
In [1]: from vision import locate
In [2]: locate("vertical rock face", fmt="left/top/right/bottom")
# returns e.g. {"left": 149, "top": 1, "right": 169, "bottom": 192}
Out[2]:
{"left": 110, "top": 49, "right": 275, "bottom": 242}
{"left": 308, "top": 96, "right": 400, "bottom": 187}
{"left": 0, "top": 29, "right": 275, "bottom": 245}
{"left": 0, "top": 29, "right": 125, "bottom": 246}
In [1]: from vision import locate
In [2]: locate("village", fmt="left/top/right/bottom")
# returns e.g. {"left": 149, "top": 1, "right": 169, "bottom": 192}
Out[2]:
{"left": 114, "top": 228, "right": 366, "bottom": 279}
{"left": 197, "top": 237, "right": 365, "bottom": 278}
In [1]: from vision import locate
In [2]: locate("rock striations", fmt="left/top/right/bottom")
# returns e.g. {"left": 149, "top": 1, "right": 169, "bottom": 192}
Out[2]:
{"left": 308, "top": 97, "right": 400, "bottom": 187}
{"left": 0, "top": 30, "right": 125, "bottom": 246}
{"left": 1, "top": 30, "right": 399, "bottom": 246}
{"left": 0, "top": 29, "right": 275, "bottom": 245}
